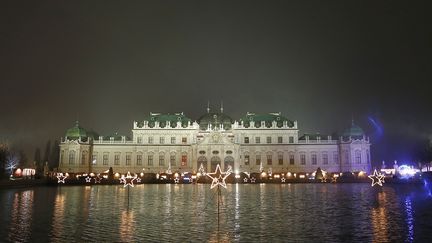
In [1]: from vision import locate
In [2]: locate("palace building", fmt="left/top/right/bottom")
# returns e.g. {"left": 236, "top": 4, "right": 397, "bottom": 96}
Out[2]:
{"left": 59, "top": 107, "right": 371, "bottom": 175}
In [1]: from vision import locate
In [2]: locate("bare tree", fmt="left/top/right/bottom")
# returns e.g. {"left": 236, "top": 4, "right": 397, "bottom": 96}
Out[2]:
{"left": 6, "top": 154, "right": 19, "bottom": 176}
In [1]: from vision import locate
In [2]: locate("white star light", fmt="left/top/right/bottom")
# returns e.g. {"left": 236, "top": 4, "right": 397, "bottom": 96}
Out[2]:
{"left": 94, "top": 174, "right": 102, "bottom": 183}
{"left": 281, "top": 177, "right": 286, "bottom": 183}
{"left": 174, "top": 178, "right": 180, "bottom": 184}
{"left": 120, "top": 171, "right": 137, "bottom": 187}
{"left": 243, "top": 177, "right": 248, "bottom": 183}
{"left": 250, "top": 177, "right": 256, "bottom": 183}
{"left": 206, "top": 164, "right": 231, "bottom": 189}
{"left": 136, "top": 177, "right": 141, "bottom": 183}
{"left": 57, "top": 173, "right": 67, "bottom": 183}
{"left": 85, "top": 176, "right": 92, "bottom": 183}
{"left": 368, "top": 169, "right": 385, "bottom": 187}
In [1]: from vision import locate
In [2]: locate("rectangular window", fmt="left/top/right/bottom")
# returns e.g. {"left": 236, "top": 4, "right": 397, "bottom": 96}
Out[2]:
{"left": 159, "top": 155, "right": 165, "bottom": 166}
{"left": 311, "top": 154, "right": 317, "bottom": 165}
{"left": 244, "top": 137, "right": 249, "bottom": 144}
{"left": 81, "top": 152, "right": 86, "bottom": 165}
{"left": 255, "top": 137, "right": 260, "bottom": 144}
{"left": 278, "top": 136, "right": 283, "bottom": 144}
{"left": 289, "top": 154, "right": 295, "bottom": 165}
{"left": 300, "top": 154, "right": 306, "bottom": 165}
{"left": 137, "top": 136, "right": 142, "bottom": 144}
{"left": 148, "top": 155, "right": 153, "bottom": 166}
{"left": 136, "top": 154, "right": 142, "bottom": 165}
{"left": 367, "top": 150, "right": 370, "bottom": 164}
{"left": 333, "top": 152, "right": 339, "bottom": 164}
{"left": 114, "top": 154, "right": 120, "bottom": 165}
{"left": 103, "top": 153, "right": 108, "bottom": 165}
{"left": 345, "top": 152, "right": 349, "bottom": 164}
{"left": 266, "top": 137, "right": 272, "bottom": 144}
{"left": 170, "top": 155, "right": 176, "bottom": 166}
{"left": 126, "top": 153, "right": 131, "bottom": 166}
{"left": 92, "top": 153, "right": 97, "bottom": 165}
{"left": 160, "top": 137, "right": 165, "bottom": 144}
{"left": 323, "top": 152, "right": 328, "bottom": 165}
{"left": 244, "top": 155, "right": 250, "bottom": 165}
{"left": 256, "top": 155, "right": 261, "bottom": 165}
{"left": 171, "top": 137, "right": 176, "bottom": 144}
{"left": 267, "top": 154, "right": 272, "bottom": 165}
{"left": 355, "top": 151, "right": 362, "bottom": 164}
{"left": 181, "top": 155, "right": 187, "bottom": 166}
{"left": 182, "top": 137, "right": 187, "bottom": 143}
{"left": 69, "top": 151, "right": 75, "bottom": 165}
{"left": 289, "top": 136, "right": 294, "bottom": 143}
{"left": 278, "top": 154, "right": 283, "bottom": 165}
{"left": 148, "top": 136, "right": 153, "bottom": 144}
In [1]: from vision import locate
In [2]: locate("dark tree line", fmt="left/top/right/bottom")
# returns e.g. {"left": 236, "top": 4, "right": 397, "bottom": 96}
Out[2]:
{"left": 33, "top": 140, "right": 60, "bottom": 177}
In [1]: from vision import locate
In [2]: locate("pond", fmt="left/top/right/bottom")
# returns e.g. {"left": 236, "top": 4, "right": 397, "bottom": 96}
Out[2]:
{"left": 1, "top": 183, "right": 431, "bottom": 242}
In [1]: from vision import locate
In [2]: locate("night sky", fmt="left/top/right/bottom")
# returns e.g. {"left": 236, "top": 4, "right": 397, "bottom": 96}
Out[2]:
{"left": 1, "top": 1, "right": 431, "bottom": 165}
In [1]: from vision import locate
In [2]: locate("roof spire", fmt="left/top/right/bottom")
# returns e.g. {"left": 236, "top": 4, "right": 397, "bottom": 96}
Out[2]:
{"left": 220, "top": 100, "right": 223, "bottom": 113}
{"left": 207, "top": 101, "right": 210, "bottom": 113}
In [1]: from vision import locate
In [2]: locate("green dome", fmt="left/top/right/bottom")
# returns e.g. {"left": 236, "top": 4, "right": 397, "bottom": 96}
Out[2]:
{"left": 65, "top": 121, "right": 87, "bottom": 140}
{"left": 343, "top": 123, "right": 365, "bottom": 137}
{"left": 197, "top": 112, "right": 233, "bottom": 130}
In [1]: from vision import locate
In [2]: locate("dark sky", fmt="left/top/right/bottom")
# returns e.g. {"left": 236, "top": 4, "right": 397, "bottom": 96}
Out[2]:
{"left": 1, "top": 0, "right": 431, "bottom": 165}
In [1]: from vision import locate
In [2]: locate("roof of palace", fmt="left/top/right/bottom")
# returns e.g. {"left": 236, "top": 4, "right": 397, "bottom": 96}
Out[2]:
{"left": 197, "top": 111, "right": 233, "bottom": 130}
{"left": 139, "top": 112, "right": 192, "bottom": 128}
{"left": 299, "top": 133, "right": 336, "bottom": 140}
{"left": 239, "top": 112, "right": 295, "bottom": 128}
{"left": 65, "top": 121, "right": 88, "bottom": 139}
{"left": 342, "top": 123, "right": 365, "bottom": 138}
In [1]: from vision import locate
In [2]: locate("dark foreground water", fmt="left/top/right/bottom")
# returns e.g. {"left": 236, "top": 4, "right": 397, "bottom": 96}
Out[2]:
{"left": 1, "top": 183, "right": 432, "bottom": 242}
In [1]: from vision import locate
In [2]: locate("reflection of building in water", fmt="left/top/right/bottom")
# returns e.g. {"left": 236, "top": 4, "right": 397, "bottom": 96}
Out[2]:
{"left": 371, "top": 191, "right": 389, "bottom": 242}
{"left": 9, "top": 190, "right": 34, "bottom": 242}
{"left": 59, "top": 106, "right": 371, "bottom": 174}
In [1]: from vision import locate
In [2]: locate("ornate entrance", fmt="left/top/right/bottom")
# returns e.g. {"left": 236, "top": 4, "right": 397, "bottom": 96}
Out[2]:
{"left": 224, "top": 156, "right": 234, "bottom": 171}
{"left": 197, "top": 156, "right": 207, "bottom": 173}
{"left": 210, "top": 156, "right": 221, "bottom": 171}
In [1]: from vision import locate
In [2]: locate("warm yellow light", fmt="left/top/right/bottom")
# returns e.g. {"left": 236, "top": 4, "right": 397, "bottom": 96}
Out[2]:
{"left": 174, "top": 173, "right": 179, "bottom": 178}
{"left": 299, "top": 175, "right": 305, "bottom": 179}
{"left": 115, "top": 172, "right": 120, "bottom": 178}
{"left": 197, "top": 172, "right": 201, "bottom": 177}
{"left": 235, "top": 174, "right": 241, "bottom": 179}
{"left": 261, "top": 172, "right": 267, "bottom": 177}
{"left": 140, "top": 172, "right": 144, "bottom": 177}
{"left": 287, "top": 172, "right": 292, "bottom": 177}
{"left": 90, "top": 173, "right": 95, "bottom": 177}
{"left": 274, "top": 174, "right": 280, "bottom": 178}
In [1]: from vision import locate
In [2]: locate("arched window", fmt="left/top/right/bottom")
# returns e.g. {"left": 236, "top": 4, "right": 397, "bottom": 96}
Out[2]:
{"left": 69, "top": 151, "right": 75, "bottom": 165}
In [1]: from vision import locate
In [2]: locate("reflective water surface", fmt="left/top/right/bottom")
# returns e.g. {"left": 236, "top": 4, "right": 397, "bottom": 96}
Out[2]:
{"left": 1, "top": 184, "right": 432, "bottom": 242}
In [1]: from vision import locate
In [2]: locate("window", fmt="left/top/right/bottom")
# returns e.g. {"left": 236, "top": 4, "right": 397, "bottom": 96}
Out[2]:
{"left": 344, "top": 151, "right": 349, "bottom": 164}
{"left": 126, "top": 153, "right": 131, "bottom": 165}
{"left": 267, "top": 154, "right": 272, "bottom": 165}
{"left": 244, "top": 137, "right": 249, "bottom": 144}
{"left": 199, "top": 150, "right": 206, "bottom": 155}
{"left": 159, "top": 154, "right": 165, "bottom": 166}
{"left": 278, "top": 153, "right": 283, "bottom": 165}
{"left": 148, "top": 155, "right": 153, "bottom": 166}
{"left": 81, "top": 151, "right": 87, "bottom": 165}
{"left": 355, "top": 150, "right": 362, "bottom": 164}
{"left": 182, "top": 137, "right": 187, "bottom": 143}
{"left": 181, "top": 154, "right": 187, "bottom": 166}
{"left": 278, "top": 136, "right": 283, "bottom": 144}
{"left": 256, "top": 154, "right": 261, "bottom": 165}
{"left": 244, "top": 155, "right": 250, "bottom": 165}
{"left": 103, "top": 153, "right": 108, "bottom": 165}
{"left": 322, "top": 152, "right": 328, "bottom": 165}
{"left": 366, "top": 150, "right": 370, "bottom": 164}
{"left": 160, "top": 137, "right": 165, "bottom": 144}
{"left": 92, "top": 153, "right": 97, "bottom": 165}
{"left": 170, "top": 155, "right": 176, "bottom": 166}
{"left": 333, "top": 152, "right": 339, "bottom": 164}
{"left": 311, "top": 154, "right": 317, "bottom": 165}
{"left": 148, "top": 136, "right": 153, "bottom": 144}
{"left": 60, "top": 151, "right": 64, "bottom": 165}
{"left": 114, "top": 154, "right": 120, "bottom": 165}
{"left": 300, "top": 153, "right": 306, "bottom": 165}
{"left": 137, "top": 154, "right": 142, "bottom": 165}
{"left": 289, "top": 154, "right": 295, "bottom": 165}
{"left": 171, "top": 137, "right": 176, "bottom": 144}
{"left": 266, "top": 137, "right": 272, "bottom": 144}
{"left": 289, "top": 136, "right": 294, "bottom": 143}
{"left": 255, "top": 137, "right": 260, "bottom": 144}
{"left": 137, "top": 136, "right": 142, "bottom": 144}
{"left": 69, "top": 151, "right": 75, "bottom": 165}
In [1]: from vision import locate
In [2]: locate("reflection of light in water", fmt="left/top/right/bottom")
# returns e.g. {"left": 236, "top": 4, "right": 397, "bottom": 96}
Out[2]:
{"left": 120, "top": 210, "right": 135, "bottom": 242}
{"left": 371, "top": 191, "right": 389, "bottom": 242}
{"left": 234, "top": 183, "right": 240, "bottom": 240}
{"left": 9, "top": 190, "right": 34, "bottom": 242}
{"left": 405, "top": 197, "right": 414, "bottom": 243}
{"left": 423, "top": 179, "right": 432, "bottom": 197}
{"left": 51, "top": 191, "right": 65, "bottom": 240}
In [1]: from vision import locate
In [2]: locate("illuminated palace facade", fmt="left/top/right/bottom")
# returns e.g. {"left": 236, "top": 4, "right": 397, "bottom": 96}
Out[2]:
{"left": 59, "top": 108, "right": 371, "bottom": 175}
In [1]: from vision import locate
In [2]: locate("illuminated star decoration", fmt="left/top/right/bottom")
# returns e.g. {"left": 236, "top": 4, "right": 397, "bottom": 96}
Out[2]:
{"left": 368, "top": 169, "right": 385, "bottom": 187}
{"left": 85, "top": 176, "right": 92, "bottom": 183}
{"left": 136, "top": 177, "right": 142, "bottom": 183}
{"left": 174, "top": 178, "right": 180, "bottom": 184}
{"left": 321, "top": 177, "right": 327, "bottom": 183}
{"left": 94, "top": 174, "right": 102, "bottom": 183}
{"left": 243, "top": 177, "right": 248, "bottom": 183}
{"left": 206, "top": 164, "right": 231, "bottom": 189}
{"left": 57, "top": 173, "right": 67, "bottom": 184}
{"left": 281, "top": 177, "right": 286, "bottom": 183}
{"left": 250, "top": 177, "right": 256, "bottom": 183}
{"left": 331, "top": 177, "right": 337, "bottom": 183}
{"left": 120, "top": 171, "right": 138, "bottom": 187}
